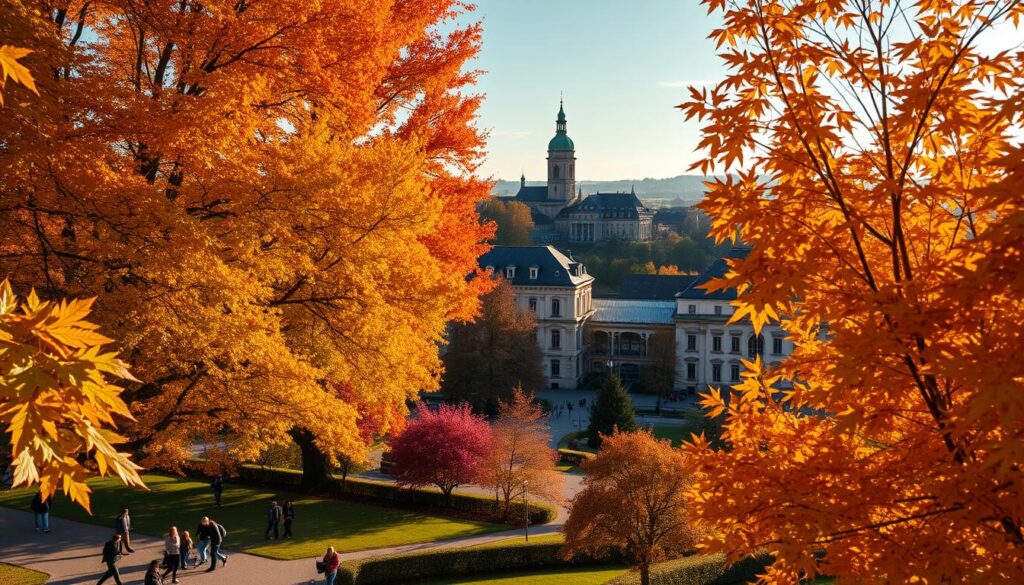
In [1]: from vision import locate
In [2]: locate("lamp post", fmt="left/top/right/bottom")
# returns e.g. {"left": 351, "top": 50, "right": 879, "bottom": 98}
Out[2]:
{"left": 523, "top": 480, "right": 529, "bottom": 542}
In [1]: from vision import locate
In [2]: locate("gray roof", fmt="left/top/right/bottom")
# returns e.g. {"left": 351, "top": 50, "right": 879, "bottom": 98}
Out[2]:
{"left": 676, "top": 246, "right": 751, "bottom": 300}
{"left": 592, "top": 299, "right": 676, "bottom": 325}
{"left": 514, "top": 186, "right": 550, "bottom": 202}
{"left": 555, "top": 192, "right": 650, "bottom": 220}
{"left": 618, "top": 274, "right": 697, "bottom": 300}
{"left": 478, "top": 245, "right": 593, "bottom": 287}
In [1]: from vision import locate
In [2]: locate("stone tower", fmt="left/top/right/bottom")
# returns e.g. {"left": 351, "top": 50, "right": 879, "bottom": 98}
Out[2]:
{"left": 546, "top": 100, "right": 576, "bottom": 202}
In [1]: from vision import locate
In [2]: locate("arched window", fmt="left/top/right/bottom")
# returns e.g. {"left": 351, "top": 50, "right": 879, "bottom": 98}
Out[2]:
{"left": 553, "top": 165, "right": 560, "bottom": 179}
{"left": 747, "top": 334, "right": 764, "bottom": 358}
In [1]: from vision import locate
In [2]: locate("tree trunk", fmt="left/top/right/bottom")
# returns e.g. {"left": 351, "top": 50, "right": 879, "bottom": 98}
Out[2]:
{"left": 288, "top": 428, "right": 331, "bottom": 491}
{"left": 640, "top": 563, "right": 650, "bottom": 585}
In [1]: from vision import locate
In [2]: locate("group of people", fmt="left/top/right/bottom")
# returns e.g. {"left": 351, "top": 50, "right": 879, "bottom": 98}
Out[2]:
{"left": 550, "top": 397, "right": 588, "bottom": 419}
{"left": 96, "top": 510, "right": 229, "bottom": 585}
{"left": 264, "top": 500, "right": 295, "bottom": 540}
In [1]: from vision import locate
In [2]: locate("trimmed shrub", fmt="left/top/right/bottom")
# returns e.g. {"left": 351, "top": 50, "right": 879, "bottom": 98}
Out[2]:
{"left": 230, "top": 463, "right": 556, "bottom": 525}
{"left": 336, "top": 542, "right": 612, "bottom": 585}
{"left": 557, "top": 448, "right": 596, "bottom": 464}
{"left": 604, "top": 552, "right": 773, "bottom": 585}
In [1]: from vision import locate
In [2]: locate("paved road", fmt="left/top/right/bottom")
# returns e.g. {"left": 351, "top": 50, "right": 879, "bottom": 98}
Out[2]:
{"left": 0, "top": 504, "right": 566, "bottom": 585}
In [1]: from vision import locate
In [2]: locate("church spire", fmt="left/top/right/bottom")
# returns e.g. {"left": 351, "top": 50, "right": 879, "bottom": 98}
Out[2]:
{"left": 520, "top": 170, "right": 526, "bottom": 188}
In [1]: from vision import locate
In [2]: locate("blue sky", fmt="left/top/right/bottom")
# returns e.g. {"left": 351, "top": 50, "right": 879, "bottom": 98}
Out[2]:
{"left": 458, "top": 1, "right": 722, "bottom": 181}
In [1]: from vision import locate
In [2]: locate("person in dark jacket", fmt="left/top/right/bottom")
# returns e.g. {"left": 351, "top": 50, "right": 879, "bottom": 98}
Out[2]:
{"left": 195, "top": 517, "right": 210, "bottom": 565}
{"left": 211, "top": 475, "right": 224, "bottom": 507}
{"left": 95, "top": 534, "right": 123, "bottom": 585}
{"left": 144, "top": 559, "right": 164, "bottom": 585}
{"left": 31, "top": 492, "right": 51, "bottom": 533}
{"left": 203, "top": 517, "right": 228, "bottom": 572}
{"left": 114, "top": 508, "right": 135, "bottom": 553}
{"left": 264, "top": 500, "right": 282, "bottom": 540}
{"left": 283, "top": 501, "right": 295, "bottom": 538}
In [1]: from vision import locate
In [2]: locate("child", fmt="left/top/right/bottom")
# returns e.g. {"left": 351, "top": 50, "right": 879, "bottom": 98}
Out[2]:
{"left": 179, "top": 530, "right": 195, "bottom": 569}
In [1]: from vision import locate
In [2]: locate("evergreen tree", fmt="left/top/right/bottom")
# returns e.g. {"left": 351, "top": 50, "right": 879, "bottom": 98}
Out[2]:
{"left": 587, "top": 374, "right": 637, "bottom": 448}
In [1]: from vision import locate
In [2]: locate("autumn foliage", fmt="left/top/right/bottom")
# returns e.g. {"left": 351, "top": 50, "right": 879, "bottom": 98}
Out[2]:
{"left": 0, "top": 1, "right": 492, "bottom": 478}
{"left": 563, "top": 430, "right": 697, "bottom": 585}
{"left": 480, "top": 387, "right": 562, "bottom": 520}
{"left": 389, "top": 403, "right": 491, "bottom": 503}
{"left": 681, "top": 0, "right": 1024, "bottom": 582}
{"left": 0, "top": 280, "right": 143, "bottom": 511}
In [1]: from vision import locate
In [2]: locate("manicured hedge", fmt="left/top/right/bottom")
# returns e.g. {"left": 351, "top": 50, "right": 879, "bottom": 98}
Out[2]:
{"left": 557, "top": 448, "right": 596, "bottom": 464}
{"left": 605, "top": 552, "right": 773, "bottom": 585}
{"left": 232, "top": 464, "right": 556, "bottom": 525}
{"left": 336, "top": 541, "right": 609, "bottom": 585}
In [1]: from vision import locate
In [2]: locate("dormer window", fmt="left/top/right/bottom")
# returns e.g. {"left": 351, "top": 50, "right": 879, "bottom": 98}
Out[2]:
{"left": 484, "top": 265, "right": 494, "bottom": 273}
{"left": 530, "top": 267, "right": 539, "bottom": 279}
{"left": 505, "top": 266, "right": 516, "bottom": 279}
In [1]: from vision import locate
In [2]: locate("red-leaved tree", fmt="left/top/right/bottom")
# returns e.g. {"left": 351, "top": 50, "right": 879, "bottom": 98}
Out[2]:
{"left": 389, "top": 403, "right": 491, "bottom": 504}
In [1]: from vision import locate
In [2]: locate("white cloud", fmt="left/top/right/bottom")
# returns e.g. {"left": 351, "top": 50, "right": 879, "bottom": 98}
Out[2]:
{"left": 491, "top": 129, "right": 531, "bottom": 139}
{"left": 657, "top": 80, "right": 718, "bottom": 88}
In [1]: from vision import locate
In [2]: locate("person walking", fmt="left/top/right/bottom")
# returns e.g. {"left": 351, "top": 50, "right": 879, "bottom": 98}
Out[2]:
{"left": 179, "top": 530, "right": 194, "bottom": 570}
{"left": 162, "top": 526, "right": 181, "bottom": 583}
{"left": 195, "top": 517, "right": 211, "bottom": 565}
{"left": 211, "top": 475, "right": 224, "bottom": 507}
{"left": 114, "top": 508, "right": 135, "bottom": 553}
{"left": 264, "top": 500, "right": 282, "bottom": 540}
{"left": 31, "top": 492, "right": 51, "bottom": 533}
{"left": 283, "top": 501, "right": 295, "bottom": 538}
{"left": 321, "top": 546, "right": 341, "bottom": 585}
{"left": 95, "top": 534, "right": 124, "bottom": 585}
{"left": 144, "top": 559, "right": 164, "bottom": 585}
{"left": 205, "top": 518, "right": 228, "bottom": 572}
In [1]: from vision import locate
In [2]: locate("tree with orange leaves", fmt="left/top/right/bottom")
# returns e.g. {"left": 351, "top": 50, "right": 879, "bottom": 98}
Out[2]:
{"left": 479, "top": 386, "right": 563, "bottom": 520}
{"left": 563, "top": 430, "right": 697, "bottom": 585}
{"left": 680, "top": 0, "right": 1024, "bottom": 582}
{"left": 0, "top": 0, "right": 492, "bottom": 487}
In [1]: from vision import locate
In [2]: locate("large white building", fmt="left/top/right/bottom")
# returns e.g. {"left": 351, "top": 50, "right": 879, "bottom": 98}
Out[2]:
{"left": 478, "top": 245, "right": 792, "bottom": 393}
{"left": 673, "top": 247, "right": 793, "bottom": 392}
{"left": 478, "top": 246, "right": 595, "bottom": 389}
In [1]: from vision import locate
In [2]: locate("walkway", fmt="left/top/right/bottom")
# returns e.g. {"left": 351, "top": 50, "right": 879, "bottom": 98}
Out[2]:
{"left": 0, "top": 506, "right": 563, "bottom": 585}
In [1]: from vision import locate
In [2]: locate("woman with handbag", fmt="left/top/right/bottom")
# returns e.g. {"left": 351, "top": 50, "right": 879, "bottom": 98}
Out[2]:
{"left": 162, "top": 526, "right": 181, "bottom": 583}
{"left": 318, "top": 546, "right": 340, "bottom": 585}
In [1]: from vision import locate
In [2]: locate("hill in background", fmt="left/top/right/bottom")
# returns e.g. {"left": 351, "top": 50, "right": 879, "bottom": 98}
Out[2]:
{"left": 492, "top": 175, "right": 712, "bottom": 205}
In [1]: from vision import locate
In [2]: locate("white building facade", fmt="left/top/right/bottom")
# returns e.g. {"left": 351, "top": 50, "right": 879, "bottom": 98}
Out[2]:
{"left": 478, "top": 246, "right": 595, "bottom": 389}
{"left": 476, "top": 245, "right": 792, "bottom": 393}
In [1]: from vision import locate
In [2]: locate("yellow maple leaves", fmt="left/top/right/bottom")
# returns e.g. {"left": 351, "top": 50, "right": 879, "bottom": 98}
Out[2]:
{"left": 0, "top": 44, "right": 37, "bottom": 106}
{"left": 0, "top": 280, "right": 144, "bottom": 513}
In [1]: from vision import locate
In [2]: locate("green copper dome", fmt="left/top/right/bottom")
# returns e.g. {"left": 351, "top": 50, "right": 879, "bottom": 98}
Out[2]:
{"left": 549, "top": 100, "right": 574, "bottom": 151}
{"left": 548, "top": 133, "right": 575, "bottom": 151}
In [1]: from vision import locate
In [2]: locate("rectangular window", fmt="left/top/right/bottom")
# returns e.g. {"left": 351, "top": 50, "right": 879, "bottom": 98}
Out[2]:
{"left": 551, "top": 329, "right": 561, "bottom": 349}
{"left": 730, "top": 336, "right": 741, "bottom": 353}
{"left": 530, "top": 267, "right": 539, "bottom": 279}
{"left": 773, "top": 338, "right": 783, "bottom": 355}
{"left": 714, "top": 305, "right": 722, "bottom": 315}
{"left": 551, "top": 359, "right": 560, "bottom": 377}
{"left": 551, "top": 298, "right": 561, "bottom": 317}
{"left": 712, "top": 336, "right": 722, "bottom": 352}
{"left": 687, "top": 334, "right": 697, "bottom": 352}
{"left": 688, "top": 304, "right": 696, "bottom": 314}
{"left": 686, "top": 362, "right": 697, "bottom": 380}
{"left": 528, "top": 298, "right": 537, "bottom": 313}
{"left": 712, "top": 363, "right": 722, "bottom": 382}
{"left": 730, "top": 363, "right": 741, "bottom": 382}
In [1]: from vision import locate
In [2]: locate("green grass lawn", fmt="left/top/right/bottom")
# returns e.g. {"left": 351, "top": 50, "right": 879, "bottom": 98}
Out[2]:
{"left": 0, "top": 563, "right": 47, "bottom": 585}
{"left": 470, "top": 532, "right": 565, "bottom": 548}
{"left": 0, "top": 474, "right": 507, "bottom": 560}
{"left": 416, "top": 565, "right": 628, "bottom": 584}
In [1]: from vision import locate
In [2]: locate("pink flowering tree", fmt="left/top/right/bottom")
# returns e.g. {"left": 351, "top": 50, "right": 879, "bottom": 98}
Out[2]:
{"left": 389, "top": 402, "right": 492, "bottom": 504}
